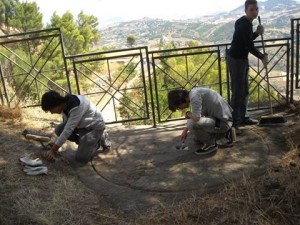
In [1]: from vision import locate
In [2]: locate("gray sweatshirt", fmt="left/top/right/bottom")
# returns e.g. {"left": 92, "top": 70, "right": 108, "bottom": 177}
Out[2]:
{"left": 55, "top": 95, "right": 105, "bottom": 147}
{"left": 189, "top": 87, "right": 232, "bottom": 121}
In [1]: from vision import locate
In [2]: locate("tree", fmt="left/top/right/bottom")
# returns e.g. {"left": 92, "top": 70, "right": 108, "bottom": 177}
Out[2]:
{"left": 126, "top": 35, "right": 136, "bottom": 48}
{"left": 48, "top": 11, "right": 100, "bottom": 55}
{"left": 49, "top": 12, "right": 83, "bottom": 55}
{"left": 43, "top": 11, "right": 102, "bottom": 94}
{"left": 9, "top": 2, "right": 43, "bottom": 32}
{"left": 0, "top": 0, "right": 18, "bottom": 33}
{"left": 77, "top": 12, "right": 101, "bottom": 50}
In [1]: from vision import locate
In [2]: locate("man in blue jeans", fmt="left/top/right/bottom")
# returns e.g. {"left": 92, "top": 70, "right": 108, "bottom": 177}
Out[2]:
{"left": 227, "top": 0, "right": 268, "bottom": 135}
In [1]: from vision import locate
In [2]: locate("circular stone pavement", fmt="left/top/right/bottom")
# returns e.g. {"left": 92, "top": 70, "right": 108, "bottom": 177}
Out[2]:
{"left": 91, "top": 124, "right": 281, "bottom": 192}
{"left": 68, "top": 121, "right": 289, "bottom": 213}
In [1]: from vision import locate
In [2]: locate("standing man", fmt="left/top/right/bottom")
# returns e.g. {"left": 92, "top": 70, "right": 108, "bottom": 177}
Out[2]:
{"left": 227, "top": 0, "right": 268, "bottom": 135}
{"left": 41, "top": 90, "right": 111, "bottom": 163}
{"left": 168, "top": 88, "right": 233, "bottom": 155}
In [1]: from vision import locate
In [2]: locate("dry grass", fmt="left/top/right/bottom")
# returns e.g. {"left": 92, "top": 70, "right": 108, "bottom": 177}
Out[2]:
{"left": 0, "top": 105, "right": 22, "bottom": 119}
{"left": 1, "top": 107, "right": 300, "bottom": 225}
{"left": 131, "top": 164, "right": 300, "bottom": 225}
{"left": 131, "top": 159, "right": 300, "bottom": 225}
{"left": 0, "top": 108, "right": 124, "bottom": 225}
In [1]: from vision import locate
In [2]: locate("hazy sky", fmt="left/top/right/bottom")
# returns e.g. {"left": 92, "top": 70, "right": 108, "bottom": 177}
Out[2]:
{"left": 23, "top": 0, "right": 267, "bottom": 27}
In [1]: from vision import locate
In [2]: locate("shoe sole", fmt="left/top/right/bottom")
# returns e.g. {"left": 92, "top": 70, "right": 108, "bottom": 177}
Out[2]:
{"left": 194, "top": 146, "right": 218, "bottom": 156}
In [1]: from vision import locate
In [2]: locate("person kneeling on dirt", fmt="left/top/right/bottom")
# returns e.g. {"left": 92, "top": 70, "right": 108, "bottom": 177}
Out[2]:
{"left": 168, "top": 88, "right": 233, "bottom": 155}
{"left": 41, "top": 90, "right": 111, "bottom": 163}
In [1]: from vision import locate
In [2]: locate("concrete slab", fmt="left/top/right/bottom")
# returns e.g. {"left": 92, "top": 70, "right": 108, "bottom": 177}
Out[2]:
{"left": 64, "top": 117, "right": 291, "bottom": 214}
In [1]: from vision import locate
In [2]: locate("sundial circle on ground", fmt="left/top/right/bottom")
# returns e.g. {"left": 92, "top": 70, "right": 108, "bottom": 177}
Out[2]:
{"left": 92, "top": 126, "right": 271, "bottom": 193}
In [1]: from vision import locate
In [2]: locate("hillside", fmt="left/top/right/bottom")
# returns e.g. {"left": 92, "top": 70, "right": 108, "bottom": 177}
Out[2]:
{"left": 99, "top": 0, "right": 300, "bottom": 49}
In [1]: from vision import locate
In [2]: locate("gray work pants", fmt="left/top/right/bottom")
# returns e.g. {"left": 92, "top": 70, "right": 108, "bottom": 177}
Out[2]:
{"left": 55, "top": 123, "right": 105, "bottom": 163}
{"left": 227, "top": 55, "right": 249, "bottom": 127}
{"left": 187, "top": 117, "right": 232, "bottom": 145}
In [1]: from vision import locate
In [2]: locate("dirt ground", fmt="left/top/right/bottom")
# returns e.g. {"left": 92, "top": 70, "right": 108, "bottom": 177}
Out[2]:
{"left": 1, "top": 106, "right": 300, "bottom": 225}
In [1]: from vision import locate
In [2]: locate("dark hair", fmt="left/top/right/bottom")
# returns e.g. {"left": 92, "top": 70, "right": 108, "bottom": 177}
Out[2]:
{"left": 167, "top": 89, "right": 189, "bottom": 112}
{"left": 41, "top": 90, "right": 68, "bottom": 111}
{"left": 245, "top": 0, "right": 257, "bottom": 10}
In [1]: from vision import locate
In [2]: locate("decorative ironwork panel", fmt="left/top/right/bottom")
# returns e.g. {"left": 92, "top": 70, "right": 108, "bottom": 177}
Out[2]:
{"left": 248, "top": 40, "right": 290, "bottom": 108}
{"left": 66, "top": 47, "right": 153, "bottom": 125}
{"left": 0, "top": 28, "right": 69, "bottom": 108}
{"left": 149, "top": 46, "right": 224, "bottom": 123}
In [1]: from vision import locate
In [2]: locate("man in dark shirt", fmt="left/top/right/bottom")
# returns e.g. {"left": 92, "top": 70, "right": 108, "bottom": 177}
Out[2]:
{"left": 227, "top": 0, "right": 268, "bottom": 135}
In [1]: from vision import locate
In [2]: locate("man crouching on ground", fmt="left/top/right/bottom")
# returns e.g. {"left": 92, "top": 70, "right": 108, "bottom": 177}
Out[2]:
{"left": 41, "top": 90, "right": 111, "bottom": 163}
{"left": 168, "top": 87, "right": 233, "bottom": 155}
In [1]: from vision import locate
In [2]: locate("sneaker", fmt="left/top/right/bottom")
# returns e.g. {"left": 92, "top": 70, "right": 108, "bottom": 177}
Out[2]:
{"left": 194, "top": 144, "right": 218, "bottom": 155}
{"left": 218, "top": 128, "right": 234, "bottom": 148}
{"left": 95, "top": 140, "right": 110, "bottom": 153}
{"left": 241, "top": 118, "right": 258, "bottom": 125}
{"left": 97, "top": 131, "right": 111, "bottom": 153}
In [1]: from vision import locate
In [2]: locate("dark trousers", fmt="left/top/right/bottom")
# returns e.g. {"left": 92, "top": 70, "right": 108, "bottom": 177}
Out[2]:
{"left": 227, "top": 55, "right": 249, "bottom": 127}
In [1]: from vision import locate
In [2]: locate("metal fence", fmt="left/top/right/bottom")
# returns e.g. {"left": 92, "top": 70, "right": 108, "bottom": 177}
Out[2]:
{"left": 0, "top": 19, "right": 299, "bottom": 126}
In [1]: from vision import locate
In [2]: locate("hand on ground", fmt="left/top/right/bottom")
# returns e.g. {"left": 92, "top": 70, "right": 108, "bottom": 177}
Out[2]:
{"left": 43, "top": 150, "right": 55, "bottom": 161}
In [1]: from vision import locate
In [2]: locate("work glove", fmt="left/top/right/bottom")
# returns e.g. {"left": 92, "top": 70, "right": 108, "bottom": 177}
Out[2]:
{"left": 255, "top": 25, "right": 264, "bottom": 35}
{"left": 261, "top": 53, "right": 268, "bottom": 67}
